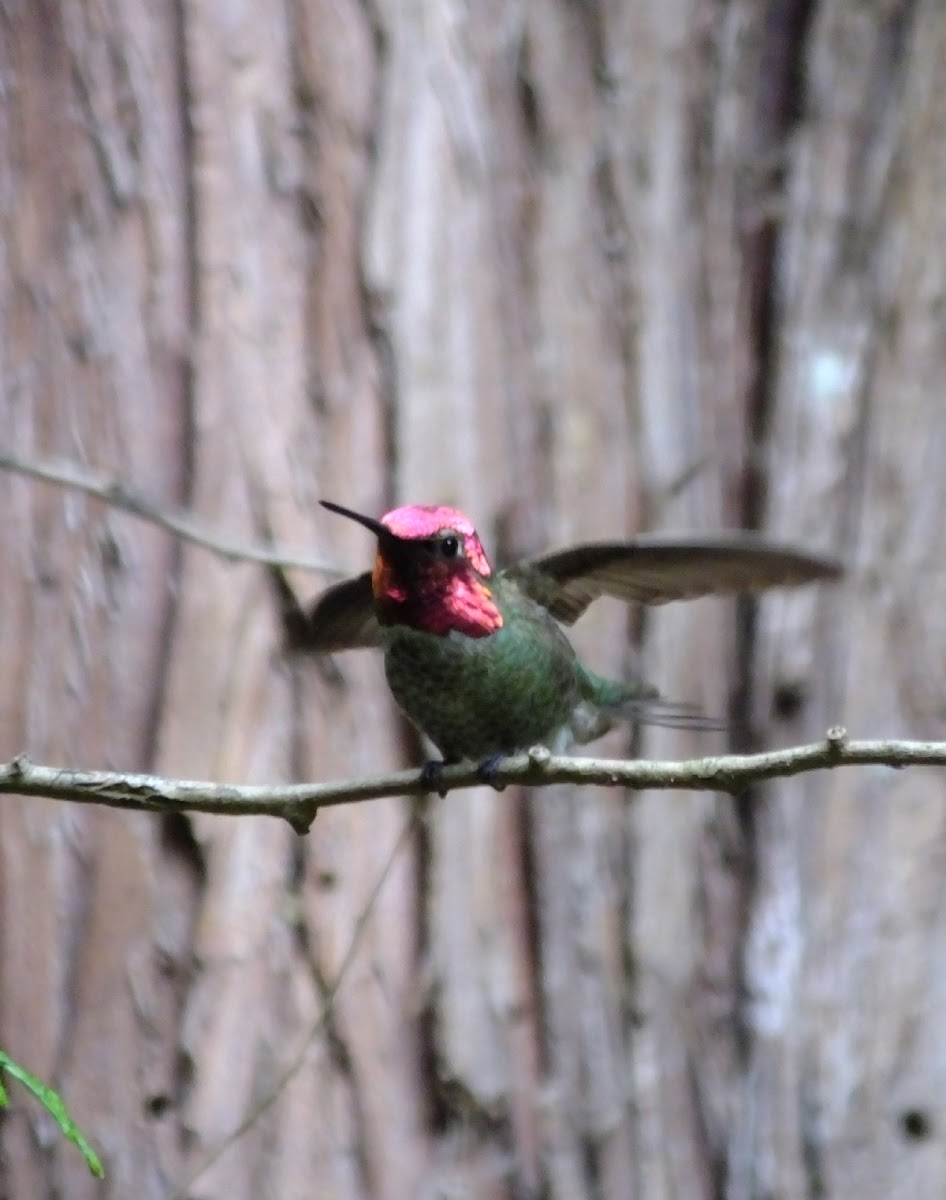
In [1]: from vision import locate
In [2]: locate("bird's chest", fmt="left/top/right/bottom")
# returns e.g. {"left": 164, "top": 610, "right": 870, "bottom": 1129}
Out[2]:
{"left": 380, "top": 622, "right": 577, "bottom": 760}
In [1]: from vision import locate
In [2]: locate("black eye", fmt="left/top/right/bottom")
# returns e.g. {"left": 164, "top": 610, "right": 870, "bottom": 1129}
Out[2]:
{"left": 441, "top": 534, "right": 460, "bottom": 558}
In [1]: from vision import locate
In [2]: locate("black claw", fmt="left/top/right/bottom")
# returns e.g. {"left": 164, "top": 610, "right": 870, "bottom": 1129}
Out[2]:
{"left": 476, "top": 752, "right": 508, "bottom": 792}
{"left": 420, "top": 760, "right": 449, "bottom": 798}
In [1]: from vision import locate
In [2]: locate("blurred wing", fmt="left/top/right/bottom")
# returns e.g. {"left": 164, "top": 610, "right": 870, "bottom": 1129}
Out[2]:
{"left": 507, "top": 535, "right": 843, "bottom": 625}
{"left": 270, "top": 568, "right": 381, "bottom": 651}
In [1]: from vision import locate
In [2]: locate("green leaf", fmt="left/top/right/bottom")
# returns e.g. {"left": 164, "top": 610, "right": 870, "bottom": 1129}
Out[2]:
{"left": 0, "top": 1050, "right": 104, "bottom": 1178}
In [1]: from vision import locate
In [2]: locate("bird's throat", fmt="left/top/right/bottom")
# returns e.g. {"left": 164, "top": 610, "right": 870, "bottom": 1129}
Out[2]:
{"left": 375, "top": 558, "right": 503, "bottom": 638}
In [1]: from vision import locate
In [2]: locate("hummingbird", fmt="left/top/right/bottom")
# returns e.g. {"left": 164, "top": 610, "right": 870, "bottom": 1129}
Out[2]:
{"left": 273, "top": 500, "right": 841, "bottom": 790}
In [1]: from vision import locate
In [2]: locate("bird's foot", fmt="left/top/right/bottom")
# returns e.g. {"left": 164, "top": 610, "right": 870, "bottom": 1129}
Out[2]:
{"left": 420, "top": 754, "right": 510, "bottom": 795}
{"left": 476, "top": 752, "right": 508, "bottom": 792}
{"left": 420, "top": 760, "right": 450, "bottom": 798}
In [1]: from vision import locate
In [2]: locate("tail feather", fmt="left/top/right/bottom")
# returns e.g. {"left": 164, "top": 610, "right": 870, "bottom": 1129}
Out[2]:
{"left": 607, "top": 695, "right": 726, "bottom": 732}
{"left": 574, "top": 666, "right": 726, "bottom": 740}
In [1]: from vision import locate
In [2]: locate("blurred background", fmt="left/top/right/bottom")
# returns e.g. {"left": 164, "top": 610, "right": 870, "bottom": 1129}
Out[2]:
{"left": 1, "top": 2, "right": 945, "bottom": 1197}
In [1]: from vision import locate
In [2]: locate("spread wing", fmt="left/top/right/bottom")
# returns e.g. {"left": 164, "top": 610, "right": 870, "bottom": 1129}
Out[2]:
{"left": 270, "top": 567, "right": 380, "bottom": 652}
{"left": 506, "top": 534, "right": 843, "bottom": 625}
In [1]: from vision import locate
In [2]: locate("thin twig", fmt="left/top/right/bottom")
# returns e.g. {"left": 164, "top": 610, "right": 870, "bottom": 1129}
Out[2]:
{"left": 0, "top": 449, "right": 341, "bottom": 575}
{"left": 3, "top": 732, "right": 944, "bottom": 835}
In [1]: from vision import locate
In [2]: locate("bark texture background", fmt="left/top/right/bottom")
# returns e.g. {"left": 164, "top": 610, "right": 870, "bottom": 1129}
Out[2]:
{"left": 1, "top": 1, "right": 944, "bottom": 1198}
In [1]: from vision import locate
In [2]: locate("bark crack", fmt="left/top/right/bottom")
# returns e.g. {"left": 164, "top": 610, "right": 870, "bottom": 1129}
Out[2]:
{"left": 355, "top": 0, "right": 399, "bottom": 512}
{"left": 140, "top": 0, "right": 199, "bottom": 773}
{"left": 733, "top": 0, "right": 817, "bottom": 753}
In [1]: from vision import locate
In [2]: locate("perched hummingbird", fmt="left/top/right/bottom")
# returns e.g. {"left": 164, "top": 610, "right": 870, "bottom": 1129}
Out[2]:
{"left": 274, "top": 501, "right": 841, "bottom": 789}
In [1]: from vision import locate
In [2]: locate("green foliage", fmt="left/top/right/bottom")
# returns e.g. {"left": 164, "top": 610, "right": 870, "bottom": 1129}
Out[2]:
{"left": 0, "top": 1049, "right": 104, "bottom": 1178}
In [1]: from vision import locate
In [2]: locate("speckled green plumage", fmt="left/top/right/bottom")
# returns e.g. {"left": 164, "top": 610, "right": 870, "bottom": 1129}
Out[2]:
{"left": 381, "top": 576, "right": 654, "bottom": 761}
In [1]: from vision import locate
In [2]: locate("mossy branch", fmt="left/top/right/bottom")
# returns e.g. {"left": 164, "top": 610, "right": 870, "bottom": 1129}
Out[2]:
{"left": 2, "top": 730, "right": 944, "bottom": 835}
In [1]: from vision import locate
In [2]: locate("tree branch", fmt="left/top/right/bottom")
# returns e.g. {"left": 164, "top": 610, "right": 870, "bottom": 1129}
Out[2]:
{"left": 2, "top": 730, "right": 943, "bottom": 835}
{"left": 0, "top": 449, "right": 341, "bottom": 575}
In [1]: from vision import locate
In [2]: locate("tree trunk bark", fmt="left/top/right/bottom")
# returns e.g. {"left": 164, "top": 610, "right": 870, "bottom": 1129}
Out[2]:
{"left": 1, "top": 1, "right": 943, "bottom": 1197}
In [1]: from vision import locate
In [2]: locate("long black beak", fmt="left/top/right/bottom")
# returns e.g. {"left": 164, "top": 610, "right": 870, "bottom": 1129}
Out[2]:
{"left": 320, "top": 499, "right": 391, "bottom": 541}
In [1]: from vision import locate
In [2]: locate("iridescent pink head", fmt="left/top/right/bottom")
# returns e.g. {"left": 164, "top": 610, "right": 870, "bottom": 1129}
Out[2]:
{"left": 321, "top": 499, "right": 502, "bottom": 638}
{"left": 380, "top": 505, "right": 493, "bottom": 576}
